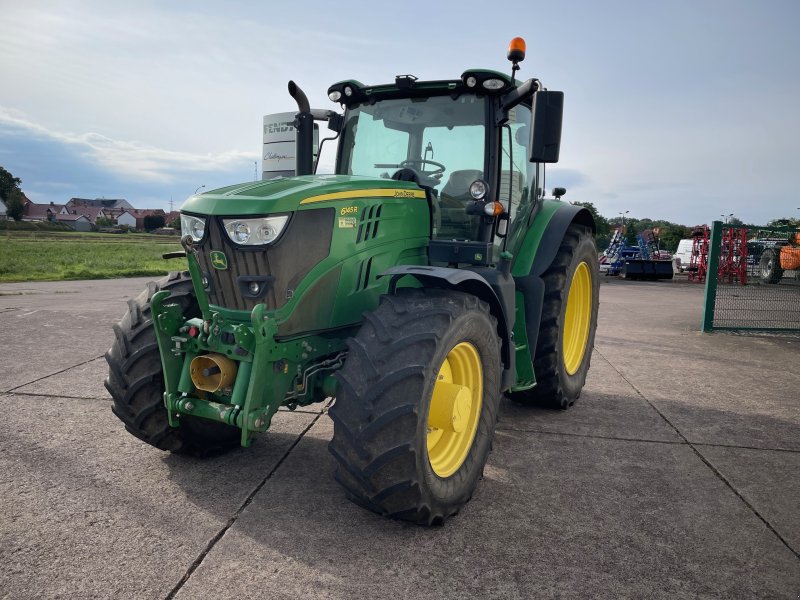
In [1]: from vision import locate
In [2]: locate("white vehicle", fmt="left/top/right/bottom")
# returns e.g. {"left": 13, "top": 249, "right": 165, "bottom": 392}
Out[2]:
{"left": 673, "top": 239, "right": 695, "bottom": 272}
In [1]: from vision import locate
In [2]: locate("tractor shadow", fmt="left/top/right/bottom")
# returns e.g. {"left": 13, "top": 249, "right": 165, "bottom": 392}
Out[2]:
{"left": 161, "top": 387, "right": 800, "bottom": 527}
{"left": 156, "top": 393, "right": 800, "bottom": 596}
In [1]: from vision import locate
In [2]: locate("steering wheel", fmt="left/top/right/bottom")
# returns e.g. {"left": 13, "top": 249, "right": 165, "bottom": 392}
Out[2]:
{"left": 399, "top": 159, "right": 446, "bottom": 178}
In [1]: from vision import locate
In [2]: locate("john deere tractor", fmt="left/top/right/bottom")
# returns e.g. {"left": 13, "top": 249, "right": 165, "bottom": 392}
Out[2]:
{"left": 106, "top": 38, "right": 599, "bottom": 524}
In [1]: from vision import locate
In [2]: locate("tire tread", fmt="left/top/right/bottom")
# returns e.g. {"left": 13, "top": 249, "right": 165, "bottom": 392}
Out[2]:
{"left": 329, "top": 288, "right": 501, "bottom": 525}
{"left": 105, "top": 272, "right": 239, "bottom": 456}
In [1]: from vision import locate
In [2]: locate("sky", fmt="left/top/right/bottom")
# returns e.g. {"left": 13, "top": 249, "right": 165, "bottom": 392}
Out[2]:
{"left": 1, "top": 0, "right": 799, "bottom": 225}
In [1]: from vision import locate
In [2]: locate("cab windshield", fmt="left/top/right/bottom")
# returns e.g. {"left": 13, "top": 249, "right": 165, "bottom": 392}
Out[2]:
{"left": 338, "top": 94, "right": 488, "bottom": 239}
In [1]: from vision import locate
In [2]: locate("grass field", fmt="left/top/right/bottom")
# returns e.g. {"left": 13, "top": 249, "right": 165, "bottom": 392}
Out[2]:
{"left": 0, "top": 230, "right": 184, "bottom": 282}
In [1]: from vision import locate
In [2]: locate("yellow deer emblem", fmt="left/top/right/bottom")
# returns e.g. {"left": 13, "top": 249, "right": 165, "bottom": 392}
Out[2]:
{"left": 210, "top": 251, "right": 228, "bottom": 270}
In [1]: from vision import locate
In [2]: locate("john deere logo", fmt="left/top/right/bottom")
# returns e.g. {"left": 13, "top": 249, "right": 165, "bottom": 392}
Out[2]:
{"left": 210, "top": 250, "right": 228, "bottom": 270}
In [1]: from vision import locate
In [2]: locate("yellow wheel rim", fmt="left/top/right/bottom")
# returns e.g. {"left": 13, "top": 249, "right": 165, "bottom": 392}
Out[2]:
{"left": 563, "top": 261, "right": 592, "bottom": 375}
{"left": 426, "top": 342, "right": 483, "bottom": 478}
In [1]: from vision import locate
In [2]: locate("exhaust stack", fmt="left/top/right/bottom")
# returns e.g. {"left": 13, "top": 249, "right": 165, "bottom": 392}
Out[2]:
{"left": 288, "top": 80, "right": 314, "bottom": 176}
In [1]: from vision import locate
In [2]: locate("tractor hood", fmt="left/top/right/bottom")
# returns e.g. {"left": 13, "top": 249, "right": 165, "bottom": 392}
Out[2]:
{"left": 181, "top": 174, "right": 425, "bottom": 216}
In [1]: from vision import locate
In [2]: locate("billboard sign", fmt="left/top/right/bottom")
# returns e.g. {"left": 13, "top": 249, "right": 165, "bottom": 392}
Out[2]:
{"left": 262, "top": 112, "right": 319, "bottom": 180}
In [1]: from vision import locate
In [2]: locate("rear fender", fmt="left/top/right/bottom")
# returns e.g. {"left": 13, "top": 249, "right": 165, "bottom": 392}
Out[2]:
{"left": 511, "top": 202, "right": 595, "bottom": 389}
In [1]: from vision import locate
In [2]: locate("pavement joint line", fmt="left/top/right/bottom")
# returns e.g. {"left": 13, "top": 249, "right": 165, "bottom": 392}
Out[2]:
{"left": 495, "top": 425, "right": 800, "bottom": 454}
{"left": 495, "top": 425, "right": 685, "bottom": 447}
{"left": 4, "top": 354, "right": 104, "bottom": 394}
{"left": 5, "top": 391, "right": 108, "bottom": 401}
{"left": 164, "top": 410, "right": 325, "bottom": 600}
{"left": 595, "top": 348, "right": 800, "bottom": 562}
{"left": 693, "top": 441, "right": 800, "bottom": 455}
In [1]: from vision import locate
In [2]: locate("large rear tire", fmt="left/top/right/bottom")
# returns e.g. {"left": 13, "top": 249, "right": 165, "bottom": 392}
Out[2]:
{"left": 328, "top": 288, "right": 502, "bottom": 525}
{"left": 105, "top": 272, "right": 240, "bottom": 456}
{"left": 510, "top": 224, "right": 599, "bottom": 409}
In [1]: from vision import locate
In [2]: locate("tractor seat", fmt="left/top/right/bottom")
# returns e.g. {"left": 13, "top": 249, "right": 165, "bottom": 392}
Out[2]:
{"left": 437, "top": 169, "right": 483, "bottom": 240}
{"left": 440, "top": 169, "right": 484, "bottom": 205}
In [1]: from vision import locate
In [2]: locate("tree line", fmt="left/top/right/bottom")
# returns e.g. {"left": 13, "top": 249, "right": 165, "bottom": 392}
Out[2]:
{"left": 571, "top": 202, "right": 800, "bottom": 253}
{"left": 2, "top": 165, "right": 797, "bottom": 245}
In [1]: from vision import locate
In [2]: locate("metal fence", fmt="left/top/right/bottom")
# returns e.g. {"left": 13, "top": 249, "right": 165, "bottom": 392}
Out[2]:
{"left": 702, "top": 221, "right": 800, "bottom": 331}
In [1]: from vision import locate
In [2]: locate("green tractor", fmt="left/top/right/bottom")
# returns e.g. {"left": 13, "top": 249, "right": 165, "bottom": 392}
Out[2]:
{"left": 106, "top": 38, "right": 599, "bottom": 524}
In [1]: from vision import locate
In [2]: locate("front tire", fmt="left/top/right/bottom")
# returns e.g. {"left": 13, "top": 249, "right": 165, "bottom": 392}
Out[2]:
{"left": 105, "top": 272, "right": 240, "bottom": 456}
{"left": 759, "top": 248, "right": 783, "bottom": 284}
{"left": 510, "top": 224, "right": 600, "bottom": 409}
{"left": 328, "top": 289, "right": 502, "bottom": 525}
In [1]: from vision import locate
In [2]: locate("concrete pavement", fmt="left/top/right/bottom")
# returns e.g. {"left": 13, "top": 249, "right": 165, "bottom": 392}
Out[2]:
{"left": 0, "top": 276, "right": 798, "bottom": 599}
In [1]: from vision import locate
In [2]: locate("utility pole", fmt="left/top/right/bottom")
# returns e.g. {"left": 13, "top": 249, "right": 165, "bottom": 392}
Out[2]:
{"left": 254, "top": 160, "right": 258, "bottom": 182}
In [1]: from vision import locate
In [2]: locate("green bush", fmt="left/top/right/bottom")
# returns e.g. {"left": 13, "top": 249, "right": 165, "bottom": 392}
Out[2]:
{"left": 0, "top": 220, "right": 72, "bottom": 232}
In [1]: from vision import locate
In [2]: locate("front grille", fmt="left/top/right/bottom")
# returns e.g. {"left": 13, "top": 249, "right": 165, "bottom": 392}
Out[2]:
{"left": 196, "top": 208, "right": 334, "bottom": 311}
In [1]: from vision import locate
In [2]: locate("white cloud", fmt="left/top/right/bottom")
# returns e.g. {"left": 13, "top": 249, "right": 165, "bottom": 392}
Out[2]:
{"left": 0, "top": 106, "right": 256, "bottom": 182}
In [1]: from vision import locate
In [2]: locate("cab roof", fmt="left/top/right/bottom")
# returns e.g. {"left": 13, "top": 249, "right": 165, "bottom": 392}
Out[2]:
{"left": 327, "top": 69, "right": 520, "bottom": 108}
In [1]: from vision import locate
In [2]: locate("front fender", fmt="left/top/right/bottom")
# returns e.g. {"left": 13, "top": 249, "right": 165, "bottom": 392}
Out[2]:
{"left": 380, "top": 265, "right": 515, "bottom": 390}
{"left": 511, "top": 200, "right": 595, "bottom": 279}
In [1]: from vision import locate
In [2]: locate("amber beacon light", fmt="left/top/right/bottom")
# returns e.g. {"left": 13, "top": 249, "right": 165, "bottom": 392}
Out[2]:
{"left": 507, "top": 37, "right": 526, "bottom": 63}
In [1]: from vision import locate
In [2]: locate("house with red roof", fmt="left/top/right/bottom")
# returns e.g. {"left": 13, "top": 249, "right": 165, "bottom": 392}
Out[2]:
{"left": 65, "top": 205, "right": 106, "bottom": 224}
{"left": 117, "top": 210, "right": 137, "bottom": 229}
{"left": 131, "top": 208, "right": 166, "bottom": 231}
{"left": 66, "top": 198, "right": 133, "bottom": 222}
{"left": 23, "top": 200, "right": 68, "bottom": 222}
{"left": 164, "top": 211, "right": 181, "bottom": 226}
{"left": 55, "top": 214, "right": 92, "bottom": 232}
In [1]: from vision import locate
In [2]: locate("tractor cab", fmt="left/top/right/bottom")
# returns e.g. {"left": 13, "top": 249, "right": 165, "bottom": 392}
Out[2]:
{"left": 291, "top": 39, "right": 564, "bottom": 268}
{"left": 332, "top": 75, "right": 534, "bottom": 249}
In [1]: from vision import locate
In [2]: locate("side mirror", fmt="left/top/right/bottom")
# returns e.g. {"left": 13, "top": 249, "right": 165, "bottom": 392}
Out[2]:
{"left": 313, "top": 123, "right": 320, "bottom": 160}
{"left": 529, "top": 91, "right": 564, "bottom": 163}
{"left": 328, "top": 112, "right": 344, "bottom": 133}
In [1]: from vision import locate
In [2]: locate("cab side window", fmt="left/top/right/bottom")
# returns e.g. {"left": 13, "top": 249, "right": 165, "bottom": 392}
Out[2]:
{"left": 500, "top": 105, "right": 535, "bottom": 221}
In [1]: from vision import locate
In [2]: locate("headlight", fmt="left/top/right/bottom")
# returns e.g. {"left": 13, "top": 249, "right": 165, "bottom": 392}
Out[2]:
{"left": 180, "top": 214, "right": 206, "bottom": 241}
{"left": 469, "top": 179, "right": 489, "bottom": 201}
{"left": 222, "top": 215, "right": 289, "bottom": 246}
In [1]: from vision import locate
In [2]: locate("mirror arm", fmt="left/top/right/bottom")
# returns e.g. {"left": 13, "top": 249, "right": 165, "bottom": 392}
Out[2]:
{"left": 497, "top": 78, "right": 541, "bottom": 124}
{"left": 306, "top": 109, "right": 343, "bottom": 133}
{"left": 309, "top": 109, "right": 337, "bottom": 120}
